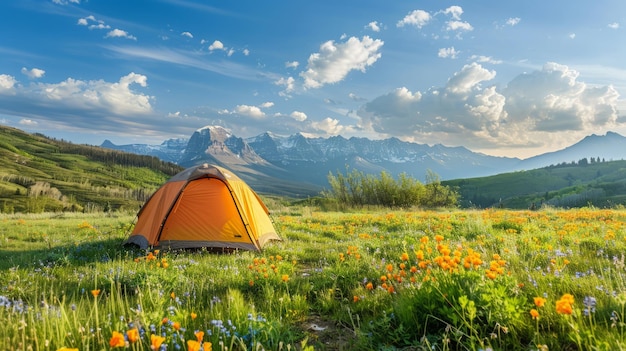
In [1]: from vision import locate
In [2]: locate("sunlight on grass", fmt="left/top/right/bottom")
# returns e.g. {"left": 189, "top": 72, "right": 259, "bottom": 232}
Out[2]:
{"left": 1, "top": 207, "right": 626, "bottom": 349}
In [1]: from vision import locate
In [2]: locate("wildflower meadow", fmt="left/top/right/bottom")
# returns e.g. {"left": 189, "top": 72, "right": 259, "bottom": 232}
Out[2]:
{"left": 1, "top": 206, "right": 626, "bottom": 350}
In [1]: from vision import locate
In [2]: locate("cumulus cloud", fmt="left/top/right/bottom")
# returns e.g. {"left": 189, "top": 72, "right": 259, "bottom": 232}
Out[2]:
{"left": 0, "top": 74, "right": 18, "bottom": 92}
{"left": 77, "top": 15, "right": 110, "bottom": 30}
{"left": 300, "top": 36, "right": 384, "bottom": 89}
{"left": 234, "top": 104, "right": 266, "bottom": 119}
{"left": 0, "top": 72, "right": 152, "bottom": 115}
{"left": 290, "top": 111, "right": 307, "bottom": 121}
{"left": 0, "top": 72, "right": 158, "bottom": 139}
{"left": 506, "top": 17, "right": 521, "bottom": 26}
{"left": 608, "top": 22, "right": 620, "bottom": 29}
{"left": 275, "top": 76, "right": 295, "bottom": 97}
{"left": 209, "top": 40, "right": 225, "bottom": 51}
{"left": 441, "top": 6, "right": 463, "bottom": 20}
{"left": 285, "top": 61, "right": 299, "bottom": 69}
{"left": 311, "top": 117, "right": 344, "bottom": 135}
{"left": 357, "top": 62, "right": 621, "bottom": 153}
{"left": 438, "top": 47, "right": 459, "bottom": 59}
{"left": 21, "top": 67, "right": 45, "bottom": 79}
{"left": 242, "top": 49, "right": 250, "bottom": 56}
{"left": 446, "top": 63, "right": 496, "bottom": 94}
{"left": 503, "top": 62, "right": 619, "bottom": 131}
{"left": 367, "top": 21, "right": 381, "bottom": 32}
{"left": 446, "top": 20, "right": 473, "bottom": 32}
{"left": 181, "top": 31, "right": 193, "bottom": 38}
{"left": 397, "top": 10, "right": 431, "bottom": 28}
{"left": 259, "top": 101, "right": 274, "bottom": 108}
{"left": 105, "top": 29, "right": 137, "bottom": 40}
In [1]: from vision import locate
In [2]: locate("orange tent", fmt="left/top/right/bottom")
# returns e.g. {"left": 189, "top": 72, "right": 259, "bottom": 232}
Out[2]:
{"left": 125, "top": 163, "right": 281, "bottom": 251}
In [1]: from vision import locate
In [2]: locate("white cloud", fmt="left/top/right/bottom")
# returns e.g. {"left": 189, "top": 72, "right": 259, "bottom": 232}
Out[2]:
{"left": 349, "top": 92, "right": 366, "bottom": 101}
{"left": 446, "top": 20, "right": 473, "bottom": 32}
{"left": 397, "top": 10, "right": 431, "bottom": 28}
{"left": 21, "top": 67, "right": 45, "bottom": 79}
{"left": 608, "top": 22, "right": 620, "bottom": 29}
{"left": 77, "top": 16, "right": 110, "bottom": 30}
{"left": 470, "top": 55, "right": 502, "bottom": 64}
{"left": 357, "top": 62, "right": 622, "bottom": 153}
{"left": 446, "top": 63, "right": 496, "bottom": 94}
{"left": 506, "top": 17, "right": 521, "bottom": 26}
{"left": 181, "top": 32, "right": 193, "bottom": 38}
{"left": 209, "top": 40, "right": 225, "bottom": 51}
{"left": 275, "top": 76, "right": 295, "bottom": 97}
{"left": 235, "top": 104, "right": 265, "bottom": 119}
{"left": 0, "top": 74, "right": 17, "bottom": 92}
{"left": 242, "top": 49, "right": 250, "bottom": 56}
{"left": 311, "top": 117, "right": 344, "bottom": 135}
{"left": 259, "top": 101, "right": 274, "bottom": 108}
{"left": 105, "top": 29, "right": 137, "bottom": 40}
{"left": 0, "top": 72, "right": 154, "bottom": 134}
{"left": 438, "top": 47, "right": 459, "bottom": 59}
{"left": 503, "top": 62, "right": 619, "bottom": 131}
{"left": 441, "top": 6, "right": 463, "bottom": 20}
{"left": 290, "top": 111, "right": 307, "bottom": 121}
{"left": 367, "top": 21, "right": 381, "bottom": 32}
{"left": 52, "top": 0, "right": 80, "bottom": 4}
{"left": 285, "top": 61, "right": 299, "bottom": 69}
{"left": 569, "top": 33, "right": 576, "bottom": 39}
{"left": 300, "top": 36, "right": 384, "bottom": 89}
{"left": 19, "top": 119, "right": 38, "bottom": 126}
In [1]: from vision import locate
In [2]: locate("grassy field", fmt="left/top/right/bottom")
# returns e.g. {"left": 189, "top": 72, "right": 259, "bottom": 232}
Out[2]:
{"left": 1, "top": 206, "right": 626, "bottom": 350}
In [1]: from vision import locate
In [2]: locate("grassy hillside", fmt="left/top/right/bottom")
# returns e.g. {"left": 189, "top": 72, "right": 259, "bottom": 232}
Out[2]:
{"left": 444, "top": 159, "right": 626, "bottom": 209}
{"left": 0, "top": 125, "right": 183, "bottom": 213}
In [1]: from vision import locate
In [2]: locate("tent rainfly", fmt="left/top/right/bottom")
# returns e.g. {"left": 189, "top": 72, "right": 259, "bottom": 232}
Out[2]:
{"left": 124, "top": 163, "right": 281, "bottom": 251}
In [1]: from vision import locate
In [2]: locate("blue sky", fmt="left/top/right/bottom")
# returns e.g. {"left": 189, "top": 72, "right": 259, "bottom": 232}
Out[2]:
{"left": 1, "top": 0, "right": 626, "bottom": 159}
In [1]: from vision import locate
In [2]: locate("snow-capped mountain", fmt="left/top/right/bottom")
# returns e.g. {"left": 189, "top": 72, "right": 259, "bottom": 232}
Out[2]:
{"left": 101, "top": 126, "right": 626, "bottom": 196}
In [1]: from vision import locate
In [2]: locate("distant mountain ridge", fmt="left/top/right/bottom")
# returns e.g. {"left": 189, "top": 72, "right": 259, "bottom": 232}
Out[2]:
{"left": 101, "top": 126, "right": 626, "bottom": 197}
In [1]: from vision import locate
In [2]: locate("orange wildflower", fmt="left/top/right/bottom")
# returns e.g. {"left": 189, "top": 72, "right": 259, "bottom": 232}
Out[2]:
{"left": 556, "top": 293, "right": 574, "bottom": 315}
{"left": 401, "top": 252, "right": 409, "bottom": 261}
{"left": 187, "top": 340, "right": 201, "bottom": 351}
{"left": 530, "top": 309, "right": 540, "bottom": 319}
{"left": 172, "top": 321, "right": 181, "bottom": 331}
{"left": 109, "top": 331, "right": 125, "bottom": 348}
{"left": 127, "top": 328, "right": 140, "bottom": 343}
{"left": 534, "top": 297, "right": 547, "bottom": 308}
{"left": 191, "top": 312, "right": 198, "bottom": 320}
{"left": 365, "top": 282, "right": 374, "bottom": 290}
{"left": 195, "top": 330, "right": 204, "bottom": 342}
{"left": 91, "top": 289, "right": 101, "bottom": 297}
{"left": 353, "top": 295, "right": 360, "bottom": 302}
{"left": 151, "top": 334, "right": 166, "bottom": 349}
{"left": 281, "top": 274, "right": 289, "bottom": 282}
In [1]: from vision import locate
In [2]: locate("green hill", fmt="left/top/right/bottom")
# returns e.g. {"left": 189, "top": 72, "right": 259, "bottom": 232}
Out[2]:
{"left": 0, "top": 125, "right": 183, "bottom": 213}
{"left": 443, "top": 159, "right": 626, "bottom": 209}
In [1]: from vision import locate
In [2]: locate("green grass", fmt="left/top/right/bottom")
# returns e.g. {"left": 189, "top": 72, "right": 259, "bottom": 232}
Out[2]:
{"left": 2, "top": 207, "right": 626, "bottom": 350}
{"left": 444, "top": 160, "right": 626, "bottom": 209}
{"left": 0, "top": 125, "right": 182, "bottom": 213}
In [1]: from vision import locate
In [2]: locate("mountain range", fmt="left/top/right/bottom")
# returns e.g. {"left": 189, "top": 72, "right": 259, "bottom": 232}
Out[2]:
{"left": 101, "top": 126, "right": 626, "bottom": 197}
